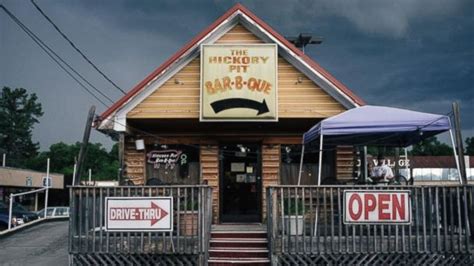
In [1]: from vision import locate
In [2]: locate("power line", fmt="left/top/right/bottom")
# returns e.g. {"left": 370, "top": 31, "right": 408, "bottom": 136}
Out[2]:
{"left": 30, "top": 0, "right": 127, "bottom": 95}
{"left": 0, "top": 4, "right": 114, "bottom": 107}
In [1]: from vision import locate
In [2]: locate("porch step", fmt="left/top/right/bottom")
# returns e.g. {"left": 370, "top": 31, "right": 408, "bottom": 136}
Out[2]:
{"left": 211, "top": 231, "right": 267, "bottom": 239}
{"left": 208, "top": 257, "right": 270, "bottom": 265}
{"left": 212, "top": 223, "right": 266, "bottom": 231}
{"left": 210, "top": 238, "right": 267, "bottom": 248}
{"left": 209, "top": 248, "right": 269, "bottom": 258}
{"left": 208, "top": 225, "right": 269, "bottom": 265}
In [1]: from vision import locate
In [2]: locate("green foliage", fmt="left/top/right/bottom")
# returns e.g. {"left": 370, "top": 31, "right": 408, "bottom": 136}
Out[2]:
{"left": 180, "top": 199, "right": 199, "bottom": 211}
{"left": 410, "top": 136, "right": 453, "bottom": 156}
{"left": 283, "top": 198, "right": 306, "bottom": 216}
{"left": 26, "top": 142, "right": 119, "bottom": 181}
{"left": 465, "top": 137, "right": 474, "bottom": 156}
{"left": 0, "top": 87, "right": 43, "bottom": 167}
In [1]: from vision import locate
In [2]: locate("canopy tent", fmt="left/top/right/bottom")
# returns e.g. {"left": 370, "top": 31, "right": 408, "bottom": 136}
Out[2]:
{"left": 299, "top": 105, "right": 462, "bottom": 185}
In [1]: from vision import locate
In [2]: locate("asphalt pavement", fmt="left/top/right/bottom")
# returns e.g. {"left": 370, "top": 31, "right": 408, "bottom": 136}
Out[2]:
{"left": 0, "top": 220, "right": 68, "bottom": 266}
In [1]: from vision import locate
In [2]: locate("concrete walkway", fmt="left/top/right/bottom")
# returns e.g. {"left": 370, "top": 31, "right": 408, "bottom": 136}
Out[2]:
{"left": 0, "top": 220, "right": 68, "bottom": 266}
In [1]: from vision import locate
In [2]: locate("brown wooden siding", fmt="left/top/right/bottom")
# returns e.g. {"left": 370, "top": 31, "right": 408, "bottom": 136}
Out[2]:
{"left": 336, "top": 146, "right": 354, "bottom": 183}
{"left": 200, "top": 143, "right": 219, "bottom": 223}
{"left": 124, "top": 136, "right": 146, "bottom": 185}
{"left": 128, "top": 23, "right": 345, "bottom": 119}
{"left": 261, "top": 141, "right": 280, "bottom": 219}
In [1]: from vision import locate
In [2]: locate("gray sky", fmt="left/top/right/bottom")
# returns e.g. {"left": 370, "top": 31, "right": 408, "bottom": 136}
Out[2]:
{"left": 1, "top": 0, "right": 473, "bottom": 151}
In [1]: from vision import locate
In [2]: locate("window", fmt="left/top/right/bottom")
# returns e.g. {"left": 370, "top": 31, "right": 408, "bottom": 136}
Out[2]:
{"left": 145, "top": 144, "right": 200, "bottom": 185}
{"left": 280, "top": 144, "right": 335, "bottom": 185}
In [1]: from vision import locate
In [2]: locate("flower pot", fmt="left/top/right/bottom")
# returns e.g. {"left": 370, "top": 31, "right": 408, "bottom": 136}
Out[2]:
{"left": 179, "top": 211, "right": 198, "bottom": 236}
{"left": 284, "top": 215, "right": 304, "bottom": 235}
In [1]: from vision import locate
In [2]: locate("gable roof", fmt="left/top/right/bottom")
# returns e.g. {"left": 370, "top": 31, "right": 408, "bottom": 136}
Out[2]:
{"left": 98, "top": 3, "right": 365, "bottom": 129}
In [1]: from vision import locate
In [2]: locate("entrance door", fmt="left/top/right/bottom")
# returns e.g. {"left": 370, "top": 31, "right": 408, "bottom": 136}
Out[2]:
{"left": 220, "top": 143, "right": 261, "bottom": 223}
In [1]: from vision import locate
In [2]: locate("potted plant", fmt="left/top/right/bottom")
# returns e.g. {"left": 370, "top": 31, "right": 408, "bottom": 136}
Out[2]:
{"left": 179, "top": 200, "right": 198, "bottom": 236}
{"left": 283, "top": 198, "right": 306, "bottom": 235}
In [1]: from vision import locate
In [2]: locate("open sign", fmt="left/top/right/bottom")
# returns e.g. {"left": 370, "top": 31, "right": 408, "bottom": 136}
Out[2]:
{"left": 343, "top": 190, "right": 411, "bottom": 224}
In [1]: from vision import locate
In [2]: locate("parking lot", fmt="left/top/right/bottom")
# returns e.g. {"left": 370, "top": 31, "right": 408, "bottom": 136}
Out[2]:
{"left": 0, "top": 220, "right": 68, "bottom": 265}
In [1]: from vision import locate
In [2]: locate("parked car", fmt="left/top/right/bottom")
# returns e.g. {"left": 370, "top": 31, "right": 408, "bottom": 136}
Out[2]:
{"left": 0, "top": 201, "right": 39, "bottom": 224}
{"left": 36, "top": 207, "right": 70, "bottom": 218}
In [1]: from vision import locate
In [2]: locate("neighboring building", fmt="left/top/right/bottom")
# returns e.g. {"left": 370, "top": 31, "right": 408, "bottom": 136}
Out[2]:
{"left": 95, "top": 4, "right": 366, "bottom": 223}
{"left": 0, "top": 166, "right": 64, "bottom": 210}
{"left": 410, "top": 155, "right": 473, "bottom": 185}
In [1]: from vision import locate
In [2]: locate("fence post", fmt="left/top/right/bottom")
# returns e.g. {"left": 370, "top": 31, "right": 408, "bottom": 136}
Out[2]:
{"left": 44, "top": 158, "right": 50, "bottom": 218}
{"left": 8, "top": 193, "right": 13, "bottom": 230}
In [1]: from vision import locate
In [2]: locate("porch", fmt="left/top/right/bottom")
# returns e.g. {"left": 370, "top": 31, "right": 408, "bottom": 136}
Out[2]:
{"left": 68, "top": 184, "right": 474, "bottom": 265}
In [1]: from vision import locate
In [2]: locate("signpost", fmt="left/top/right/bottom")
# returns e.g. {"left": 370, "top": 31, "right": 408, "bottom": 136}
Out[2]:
{"left": 105, "top": 197, "right": 173, "bottom": 231}
{"left": 343, "top": 190, "right": 411, "bottom": 224}
{"left": 200, "top": 44, "right": 278, "bottom": 121}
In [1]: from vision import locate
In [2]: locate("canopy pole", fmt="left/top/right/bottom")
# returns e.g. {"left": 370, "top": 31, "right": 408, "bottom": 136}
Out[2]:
{"left": 449, "top": 129, "right": 463, "bottom": 185}
{"left": 363, "top": 146, "right": 368, "bottom": 181}
{"left": 317, "top": 133, "right": 324, "bottom": 186}
{"left": 404, "top": 148, "right": 409, "bottom": 181}
{"left": 297, "top": 143, "right": 305, "bottom": 186}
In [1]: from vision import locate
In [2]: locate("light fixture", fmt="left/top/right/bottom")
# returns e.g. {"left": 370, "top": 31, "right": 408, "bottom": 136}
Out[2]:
{"left": 135, "top": 139, "right": 145, "bottom": 150}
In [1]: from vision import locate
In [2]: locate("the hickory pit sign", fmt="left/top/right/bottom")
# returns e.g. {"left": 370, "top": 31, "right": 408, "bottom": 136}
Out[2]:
{"left": 200, "top": 44, "right": 277, "bottom": 121}
{"left": 105, "top": 197, "right": 173, "bottom": 231}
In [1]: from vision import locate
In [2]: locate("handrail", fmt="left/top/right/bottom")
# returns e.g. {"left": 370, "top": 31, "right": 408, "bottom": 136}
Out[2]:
{"left": 8, "top": 187, "right": 48, "bottom": 230}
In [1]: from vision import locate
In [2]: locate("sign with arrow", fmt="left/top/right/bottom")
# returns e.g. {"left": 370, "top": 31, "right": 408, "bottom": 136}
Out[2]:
{"left": 200, "top": 44, "right": 277, "bottom": 121}
{"left": 105, "top": 197, "right": 173, "bottom": 231}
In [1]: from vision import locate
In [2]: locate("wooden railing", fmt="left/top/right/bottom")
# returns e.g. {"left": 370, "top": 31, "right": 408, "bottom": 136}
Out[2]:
{"left": 266, "top": 185, "right": 474, "bottom": 260}
{"left": 69, "top": 185, "right": 213, "bottom": 265}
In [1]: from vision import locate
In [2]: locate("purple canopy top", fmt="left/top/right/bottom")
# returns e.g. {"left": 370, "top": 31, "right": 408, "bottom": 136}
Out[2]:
{"left": 303, "top": 105, "right": 451, "bottom": 147}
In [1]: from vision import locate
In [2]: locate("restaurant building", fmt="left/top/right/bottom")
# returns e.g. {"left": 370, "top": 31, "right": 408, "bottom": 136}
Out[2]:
{"left": 96, "top": 4, "right": 365, "bottom": 224}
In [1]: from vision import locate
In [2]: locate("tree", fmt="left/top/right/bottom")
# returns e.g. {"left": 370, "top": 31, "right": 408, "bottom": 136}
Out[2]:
{"left": 26, "top": 142, "right": 119, "bottom": 181}
{"left": 0, "top": 87, "right": 43, "bottom": 167}
{"left": 410, "top": 136, "right": 453, "bottom": 156}
{"left": 466, "top": 137, "right": 474, "bottom": 156}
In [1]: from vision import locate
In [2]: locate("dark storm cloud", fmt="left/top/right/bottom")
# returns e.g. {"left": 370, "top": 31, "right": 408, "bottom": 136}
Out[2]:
{"left": 1, "top": 0, "right": 473, "bottom": 150}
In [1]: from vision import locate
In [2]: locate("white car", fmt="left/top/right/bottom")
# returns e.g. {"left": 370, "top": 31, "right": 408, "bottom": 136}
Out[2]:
{"left": 36, "top": 207, "right": 70, "bottom": 218}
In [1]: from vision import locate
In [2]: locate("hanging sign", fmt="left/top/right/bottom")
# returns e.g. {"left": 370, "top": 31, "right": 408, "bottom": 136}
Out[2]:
{"left": 200, "top": 44, "right": 278, "bottom": 121}
{"left": 105, "top": 197, "right": 173, "bottom": 231}
{"left": 147, "top": 150, "right": 187, "bottom": 169}
{"left": 343, "top": 190, "right": 411, "bottom": 224}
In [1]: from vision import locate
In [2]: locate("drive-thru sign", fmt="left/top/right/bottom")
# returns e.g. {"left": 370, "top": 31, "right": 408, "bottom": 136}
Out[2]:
{"left": 105, "top": 197, "right": 173, "bottom": 231}
{"left": 343, "top": 190, "right": 411, "bottom": 224}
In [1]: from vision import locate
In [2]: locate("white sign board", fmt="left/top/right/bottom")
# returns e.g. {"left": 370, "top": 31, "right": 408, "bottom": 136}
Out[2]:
{"left": 42, "top": 176, "right": 52, "bottom": 188}
{"left": 200, "top": 44, "right": 278, "bottom": 121}
{"left": 105, "top": 197, "right": 173, "bottom": 231}
{"left": 343, "top": 190, "right": 411, "bottom": 224}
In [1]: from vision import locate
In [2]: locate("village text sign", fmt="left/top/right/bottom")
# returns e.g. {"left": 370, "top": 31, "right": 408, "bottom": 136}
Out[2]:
{"left": 343, "top": 190, "right": 411, "bottom": 224}
{"left": 105, "top": 197, "right": 173, "bottom": 231}
{"left": 200, "top": 44, "right": 277, "bottom": 121}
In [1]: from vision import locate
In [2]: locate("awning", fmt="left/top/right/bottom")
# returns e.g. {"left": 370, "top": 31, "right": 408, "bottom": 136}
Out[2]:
{"left": 303, "top": 105, "right": 451, "bottom": 147}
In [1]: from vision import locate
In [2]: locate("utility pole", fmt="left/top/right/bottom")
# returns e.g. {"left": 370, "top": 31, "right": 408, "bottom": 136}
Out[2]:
{"left": 74, "top": 106, "right": 96, "bottom": 185}
{"left": 452, "top": 102, "right": 467, "bottom": 184}
{"left": 286, "top": 33, "right": 323, "bottom": 54}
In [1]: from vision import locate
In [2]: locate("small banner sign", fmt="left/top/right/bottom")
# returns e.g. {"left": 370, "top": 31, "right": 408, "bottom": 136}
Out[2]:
{"left": 147, "top": 149, "right": 187, "bottom": 169}
{"left": 105, "top": 197, "right": 173, "bottom": 231}
{"left": 343, "top": 190, "right": 411, "bottom": 224}
{"left": 200, "top": 44, "right": 277, "bottom": 121}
